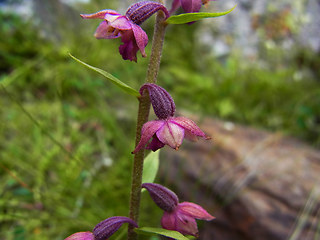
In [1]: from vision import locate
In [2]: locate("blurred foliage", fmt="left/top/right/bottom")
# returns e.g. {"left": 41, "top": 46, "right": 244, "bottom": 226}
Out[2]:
{"left": 0, "top": 0, "right": 320, "bottom": 239}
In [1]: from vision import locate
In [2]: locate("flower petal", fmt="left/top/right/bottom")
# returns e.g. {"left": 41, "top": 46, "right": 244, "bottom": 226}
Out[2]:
{"left": 178, "top": 202, "right": 215, "bottom": 221}
{"left": 94, "top": 21, "right": 120, "bottom": 39}
{"left": 65, "top": 232, "right": 94, "bottom": 240}
{"left": 108, "top": 15, "right": 132, "bottom": 30}
{"left": 156, "top": 121, "right": 184, "bottom": 150}
{"left": 170, "top": 116, "right": 210, "bottom": 139}
{"left": 80, "top": 9, "right": 120, "bottom": 19}
{"left": 130, "top": 22, "right": 148, "bottom": 57}
{"left": 132, "top": 120, "right": 165, "bottom": 154}
{"left": 180, "top": 0, "right": 202, "bottom": 13}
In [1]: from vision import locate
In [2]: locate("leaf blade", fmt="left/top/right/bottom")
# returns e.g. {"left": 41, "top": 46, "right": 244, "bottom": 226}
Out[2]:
{"left": 69, "top": 53, "right": 140, "bottom": 97}
{"left": 135, "top": 227, "right": 190, "bottom": 240}
{"left": 142, "top": 150, "right": 160, "bottom": 185}
{"left": 166, "top": 5, "right": 237, "bottom": 24}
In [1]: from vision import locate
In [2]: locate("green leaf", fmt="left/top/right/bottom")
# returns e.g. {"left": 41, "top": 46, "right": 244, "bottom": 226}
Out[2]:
{"left": 166, "top": 5, "right": 237, "bottom": 24}
{"left": 69, "top": 53, "right": 140, "bottom": 97}
{"left": 142, "top": 151, "right": 160, "bottom": 185}
{"left": 135, "top": 227, "right": 190, "bottom": 240}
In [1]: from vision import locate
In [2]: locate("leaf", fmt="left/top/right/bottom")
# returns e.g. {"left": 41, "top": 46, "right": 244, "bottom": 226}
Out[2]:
{"left": 166, "top": 5, "right": 236, "bottom": 24}
{"left": 69, "top": 53, "right": 140, "bottom": 97}
{"left": 142, "top": 151, "right": 160, "bottom": 185}
{"left": 135, "top": 227, "right": 190, "bottom": 240}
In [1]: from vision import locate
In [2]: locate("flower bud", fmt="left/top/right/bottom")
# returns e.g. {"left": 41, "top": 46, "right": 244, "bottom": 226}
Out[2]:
{"left": 126, "top": 1, "right": 170, "bottom": 25}
{"left": 140, "top": 83, "right": 176, "bottom": 119}
{"left": 142, "top": 183, "right": 179, "bottom": 212}
{"left": 93, "top": 216, "right": 138, "bottom": 240}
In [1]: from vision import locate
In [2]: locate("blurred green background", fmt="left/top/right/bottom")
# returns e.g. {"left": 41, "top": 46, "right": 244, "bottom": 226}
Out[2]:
{"left": 0, "top": 0, "right": 319, "bottom": 239}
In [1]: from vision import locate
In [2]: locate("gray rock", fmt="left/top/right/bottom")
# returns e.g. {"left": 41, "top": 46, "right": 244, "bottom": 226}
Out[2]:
{"left": 159, "top": 117, "right": 320, "bottom": 240}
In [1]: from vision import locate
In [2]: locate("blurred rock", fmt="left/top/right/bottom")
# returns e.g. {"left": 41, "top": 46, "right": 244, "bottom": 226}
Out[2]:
{"left": 159, "top": 117, "right": 320, "bottom": 240}
{"left": 0, "top": 0, "right": 33, "bottom": 17}
{"left": 33, "top": 0, "right": 79, "bottom": 41}
{"left": 0, "top": 0, "right": 83, "bottom": 41}
{"left": 197, "top": 0, "right": 320, "bottom": 60}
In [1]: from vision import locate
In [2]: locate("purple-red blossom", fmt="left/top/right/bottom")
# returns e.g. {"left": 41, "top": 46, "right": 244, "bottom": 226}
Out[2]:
{"left": 132, "top": 116, "right": 210, "bottom": 153}
{"left": 81, "top": 1, "right": 169, "bottom": 62}
{"left": 142, "top": 183, "right": 215, "bottom": 237}
{"left": 133, "top": 84, "right": 210, "bottom": 153}
{"left": 64, "top": 216, "right": 137, "bottom": 240}
{"left": 81, "top": 9, "right": 147, "bottom": 62}
{"left": 170, "top": 0, "right": 215, "bottom": 14}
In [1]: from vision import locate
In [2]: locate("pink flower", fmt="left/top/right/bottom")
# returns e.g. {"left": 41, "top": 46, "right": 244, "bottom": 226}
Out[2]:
{"left": 81, "top": 1, "right": 169, "bottom": 62}
{"left": 142, "top": 183, "right": 215, "bottom": 237}
{"left": 81, "top": 10, "right": 147, "bottom": 62}
{"left": 132, "top": 116, "right": 210, "bottom": 153}
{"left": 133, "top": 83, "right": 210, "bottom": 153}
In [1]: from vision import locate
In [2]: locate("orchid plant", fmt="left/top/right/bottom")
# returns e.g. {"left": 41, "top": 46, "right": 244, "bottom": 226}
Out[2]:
{"left": 66, "top": 1, "right": 235, "bottom": 239}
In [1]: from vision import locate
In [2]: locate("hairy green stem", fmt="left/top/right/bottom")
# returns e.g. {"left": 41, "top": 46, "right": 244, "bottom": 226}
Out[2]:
{"left": 127, "top": 3, "right": 167, "bottom": 240}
